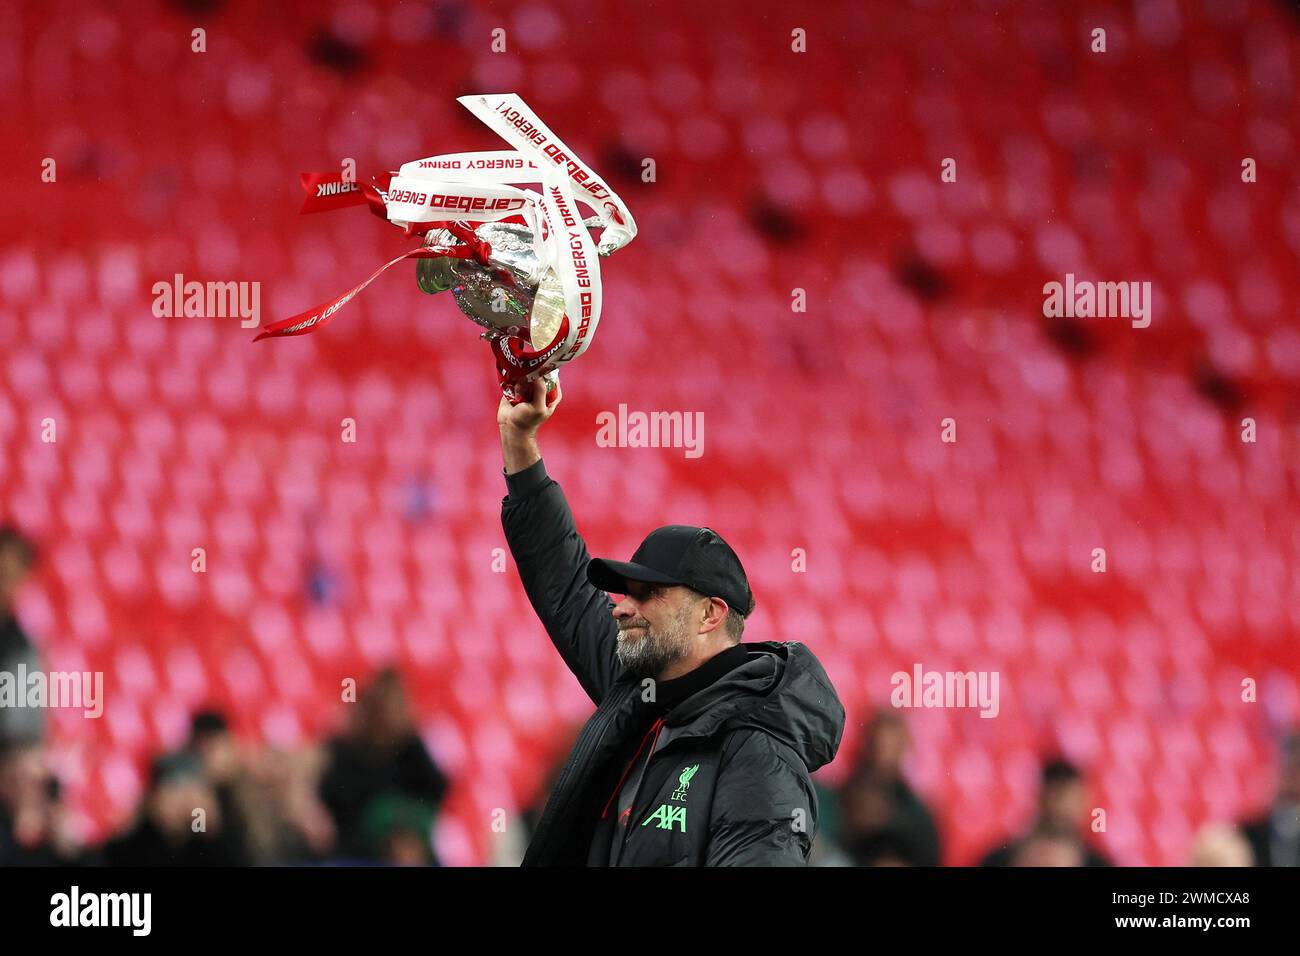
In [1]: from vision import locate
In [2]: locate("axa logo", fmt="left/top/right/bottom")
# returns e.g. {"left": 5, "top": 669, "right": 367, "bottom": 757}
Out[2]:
{"left": 641, "top": 804, "right": 687, "bottom": 832}
{"left": 671, "top": 764, "right": 698, "bottom": 802}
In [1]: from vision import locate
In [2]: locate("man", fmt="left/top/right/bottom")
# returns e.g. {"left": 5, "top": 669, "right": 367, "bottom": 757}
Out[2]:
{"left": 979, "top": 757, "right": 1111, "bottom": 867}
{"left": 183, "top": 711, "right": 256, "bottom": 866}
{"left": 499, "top": 380, "right": 845, "bottom": 866}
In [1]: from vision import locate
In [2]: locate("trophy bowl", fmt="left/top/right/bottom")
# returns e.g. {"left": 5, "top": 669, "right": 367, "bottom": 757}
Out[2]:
{"left": 416, "top": 222, "right": 566, "bottom": 394}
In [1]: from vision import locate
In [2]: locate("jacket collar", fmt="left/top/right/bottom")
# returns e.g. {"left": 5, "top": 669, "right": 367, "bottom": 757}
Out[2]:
{"left": 652, "top": 643, "right": 750, "bottom": 714}
{"left": 656, "top": 646, "right": 781, "bottom": 747}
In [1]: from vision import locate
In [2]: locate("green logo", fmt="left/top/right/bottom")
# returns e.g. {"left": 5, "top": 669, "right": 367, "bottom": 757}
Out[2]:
{"left": 642, "top": 804, "right": 687, "bottom": 832}
{"left": 671, "top": 764, "right": 698, "bottom": 802}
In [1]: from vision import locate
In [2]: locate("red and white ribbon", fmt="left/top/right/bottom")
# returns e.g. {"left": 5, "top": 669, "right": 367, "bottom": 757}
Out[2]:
{"left": 453, "top": 94, "right": 637, "bottom": 256}
{"left": 256, "top": 93, "right": 636, "bottom": 404}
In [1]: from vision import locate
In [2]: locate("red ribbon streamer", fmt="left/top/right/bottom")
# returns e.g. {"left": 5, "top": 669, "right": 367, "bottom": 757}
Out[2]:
{"left": 265, "top": 170, "right": 568, "bottom": 404}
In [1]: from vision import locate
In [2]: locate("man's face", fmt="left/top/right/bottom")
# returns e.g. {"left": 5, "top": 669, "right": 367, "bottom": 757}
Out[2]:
{"left": 1012, "top": 834, "right": 1084, "bottom": 867}
{"left": 869, "top": 718, "right": 908, "bottom": 773}
{"left": 611, "top": 581, "right": 699, "bottom": 679}
{"left": 194, "top": 731, "right": 238, "bottom": 783}
{"left": 1040, "top": 779, "right": 1087, "bottom": 831}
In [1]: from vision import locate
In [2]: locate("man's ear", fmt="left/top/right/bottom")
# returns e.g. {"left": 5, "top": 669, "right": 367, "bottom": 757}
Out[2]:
{"left": 699, "top": 596, "right": 729, "bottom": 635}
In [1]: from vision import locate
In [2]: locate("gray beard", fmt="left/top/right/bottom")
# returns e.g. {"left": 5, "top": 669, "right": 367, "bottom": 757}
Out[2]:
{"left": 615, "top": 610, "right": 693, "bottom": 680}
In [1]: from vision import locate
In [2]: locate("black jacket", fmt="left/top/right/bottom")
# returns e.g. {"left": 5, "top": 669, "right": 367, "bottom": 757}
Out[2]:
{"left": 502, "top": 458, "right": 845, "bottom": 866}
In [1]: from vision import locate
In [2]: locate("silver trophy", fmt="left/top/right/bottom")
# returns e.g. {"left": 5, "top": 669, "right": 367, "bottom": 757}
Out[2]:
{"left": 259, "top": 93, "right": 635, "bottom": 406}
{"left": 414, "top": 221, "right": 579, "bottom": 395}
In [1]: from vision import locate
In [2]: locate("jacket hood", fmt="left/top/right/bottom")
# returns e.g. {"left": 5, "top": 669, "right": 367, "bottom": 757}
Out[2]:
{"left": 660, "top": 641, "right": 845, "bottom": 772}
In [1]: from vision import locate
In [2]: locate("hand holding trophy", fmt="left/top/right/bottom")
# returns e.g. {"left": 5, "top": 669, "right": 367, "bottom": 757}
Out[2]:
{"left": 254, "top": 94, "right": 637, "bottom": 405}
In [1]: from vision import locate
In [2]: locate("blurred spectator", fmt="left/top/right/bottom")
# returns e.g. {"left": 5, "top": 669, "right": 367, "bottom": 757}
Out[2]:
{"left": 104, "top": 752, "right": 247, "bottom": 866}
{"left": 0, "top": 527, "right": 44, "bottom": 745}
{"left": 239, "top": 745, "right": 337, "bottom": 865}
{"left": 1009, "top": 832, "right": 1086, "bottom": 867}
{"left": 1189, "top": 824, "right": 1255, "bottom": 867}
{"left": 980, "top": 758, "right": 1111, "bottom": 867}
{"left": 182, "top": 711, "right": 255, "bottom": 865}
{"left": 318, "top": 668, "right": 448, "bottom": 863}
{"left": 363, "top": 792, "right": 437, "bottom": 866}
{"left": 0, "top": 742, "right": 96, "bottom": 865}
{"left": 854, "top": 828, "right": 925, "bottom": 867}
{"left": 1239, "top": 732, "right": 1300, "bottom": 867}
{"left": 178, "top": 712, "right": 258, "bottom": 868}
{"left": 837, "top": 712, "right": 941, "bottom": 866}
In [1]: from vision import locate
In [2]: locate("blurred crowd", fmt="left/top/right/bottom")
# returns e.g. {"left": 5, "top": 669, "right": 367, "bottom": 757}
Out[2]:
{"left": 0, "top": 681, "right": 450, "bottom": 867}
{"left": 2, "top": 522, "right": 1297, "bottom": 866}
{"left": 2, "top": 523, "right": 450, "bottom": 867}
{"left": 0, "top": 690, "right": 450, "bottom": 867}
{"left": 803, "top": 710, "right": 1300, "bottom": 868}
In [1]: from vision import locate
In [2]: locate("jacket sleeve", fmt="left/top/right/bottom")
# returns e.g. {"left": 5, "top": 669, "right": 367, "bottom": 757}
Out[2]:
{"left": 706, "top": 731, "right": 816, "bottom": 866}
{"left": 500, "top": 457, "right": 620, "bottom": 705}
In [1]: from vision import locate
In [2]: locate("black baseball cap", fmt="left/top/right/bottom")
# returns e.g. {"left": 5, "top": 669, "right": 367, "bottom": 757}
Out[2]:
{"left": 587, "top": 525, "right": 754, "bottom": 616}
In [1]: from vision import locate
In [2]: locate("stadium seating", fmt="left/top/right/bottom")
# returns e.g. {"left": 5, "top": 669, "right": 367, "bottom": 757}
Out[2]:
{"left": 2, "top": 0, "right": 1298, "bottom": 865}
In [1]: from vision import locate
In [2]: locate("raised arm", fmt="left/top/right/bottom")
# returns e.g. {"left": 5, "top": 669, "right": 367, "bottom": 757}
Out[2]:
{"left": 499, "top": 379, "right": 621, "bottom": 704}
